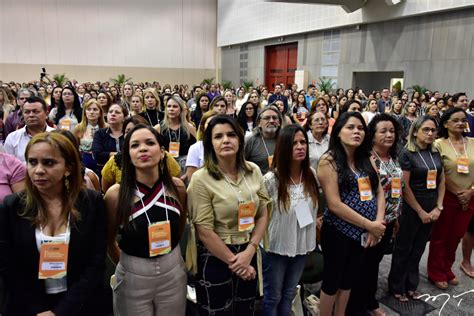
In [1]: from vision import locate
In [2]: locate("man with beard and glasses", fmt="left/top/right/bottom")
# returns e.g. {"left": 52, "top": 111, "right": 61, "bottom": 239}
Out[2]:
{"left": 244, "top": 106, "right": 282, "bottom": 174}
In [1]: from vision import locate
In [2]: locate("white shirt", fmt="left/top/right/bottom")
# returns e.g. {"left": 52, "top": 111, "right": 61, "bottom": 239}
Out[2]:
{"left": 4, "top": 125, "right": 55, "bottom": 162}
{"left": 307, "top": 132, "right": 329, "bottom": 171}
{"left": 263, "top": 171, "right": 317, "bottom": 256}
{"left": 185, "top": 141, "right": 204, "bottom": 168}
{"left": 35, "top": 228, "right": 70, "bottom": 294}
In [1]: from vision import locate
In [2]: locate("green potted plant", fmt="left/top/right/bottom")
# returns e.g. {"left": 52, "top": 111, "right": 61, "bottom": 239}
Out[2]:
{"left": 317, "top": 77, "right": 335, "bottom": 94}
{"left": 110, "top": 74, "right": 132, "bottom": 86}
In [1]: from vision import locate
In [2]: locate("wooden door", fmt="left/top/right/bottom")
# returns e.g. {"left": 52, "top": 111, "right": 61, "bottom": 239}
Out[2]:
{"left": 265, "top": 43, "right": 298, "bottom": 89}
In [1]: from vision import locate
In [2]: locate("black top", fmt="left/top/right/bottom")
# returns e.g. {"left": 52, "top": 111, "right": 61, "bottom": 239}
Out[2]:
{"left": 119, "top": 180, "right": 182, "bottom": 258}
{"left": 160, "top": 124, "right": 196, "bottom": 157}
{"left": 0, "top": 190, "right": 106, "bottom": 316}
{"left": 139, "top": 109, "right": 164, "bottom": 127}
{"left": 399, "top": 147, "right": 443, "bottom": 198}
{"left": 91, "top": 128, "right": 124, "bottom": 166}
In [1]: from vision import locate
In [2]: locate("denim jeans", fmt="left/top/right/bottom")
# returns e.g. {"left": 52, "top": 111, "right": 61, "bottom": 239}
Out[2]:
{"left": 262, "top": 249, "right": 307, "bottom": 316}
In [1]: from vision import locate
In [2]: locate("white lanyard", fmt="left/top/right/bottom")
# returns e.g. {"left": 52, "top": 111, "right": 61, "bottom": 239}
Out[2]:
{"left": 448, "top": 137, "right": 467, "bottom": 157}
{"left": 223, "top": 172, "right": 255, "bottom": 203}
{"left": 40, "top": 214, "right": 70, "bottom": 244}
{"left": 417, "top": 150, "right": 437, "bottom": 171}
{"left": 349, "top": 166, "right": 362, "bottom": 179}
{"left": 146, "top": 110, "right": 159, "bottom": 125}
{"left": 261, "top": 136, "right": 271, "bottom": 157}
{"left": 289, "top": 172, "right": 304, "bottom": 201}
{"left": 168, "top": 127, "right": 181, "bottom": 143}
{"left": 136, "top": 183, "right": 169, "bottom": 225}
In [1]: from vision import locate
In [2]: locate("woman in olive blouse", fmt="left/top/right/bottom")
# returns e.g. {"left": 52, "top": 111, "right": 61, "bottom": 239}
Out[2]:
{"left": 187, "top": 115, "right": 270, "bottom": 316}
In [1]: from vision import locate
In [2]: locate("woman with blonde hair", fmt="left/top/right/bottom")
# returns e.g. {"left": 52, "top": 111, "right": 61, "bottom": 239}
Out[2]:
{"left": 185, "top": 110, "right": 217, "bottom": 182}
{"left": 74, "top": 99, "right": 107, "bottom": 172}
{"left": 156, "top": 96, "right": 196, "bottom": 173}
{"left": 0, "top": 87, "right": 15, "bottom": 122}
{"left": 0, "top": 132, "right": 106, "bottom": 315}
{"left": 140, "top": 88, "right": 163, "bottom": 126}
{"left": 129, "top": 94, "right": 144, "bottom": 116}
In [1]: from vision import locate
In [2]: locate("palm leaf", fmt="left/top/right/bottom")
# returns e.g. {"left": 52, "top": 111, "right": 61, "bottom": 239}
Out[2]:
{"left": 53, "top": 73, "right": 68, "bottom": 87}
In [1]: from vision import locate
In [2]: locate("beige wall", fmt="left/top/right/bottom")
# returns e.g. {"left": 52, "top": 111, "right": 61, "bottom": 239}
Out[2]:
{"left": 0, "top": 63, "right": 215, "bottom": 86}
{"left": 0, "top": 0, "right": 217, "bottom": 84}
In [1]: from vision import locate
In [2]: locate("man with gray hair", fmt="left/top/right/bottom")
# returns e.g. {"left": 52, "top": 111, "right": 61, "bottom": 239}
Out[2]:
{"left": 3, "top": 88, "right": 37, "bottom": 139}
{"left": 244, "top": 105, "right": 282, "bottom": 174}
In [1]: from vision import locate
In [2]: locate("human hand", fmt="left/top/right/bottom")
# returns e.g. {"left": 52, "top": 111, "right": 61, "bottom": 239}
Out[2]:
{"left": 239, "top": 265, "right": 256, "bottom": 281}
{"left": 367, "top": 219, "right": 386, "bottom": 238}
{"left": 457, "top": 189, "right": 473, "bottom": 207}
{"left": 429, "top": 208, "right": 441, "bottom": 222}
{"left": 228, "top": 248, "right": 254, "bottom": 274}
{"left": 365, "top": 233, "right": 379, "bottom": 248}
{"left": 417, "top": 209, "right": 431, "bottom": 224}
{"left": 316, "top": 217, "right": 323, "bottom": 231}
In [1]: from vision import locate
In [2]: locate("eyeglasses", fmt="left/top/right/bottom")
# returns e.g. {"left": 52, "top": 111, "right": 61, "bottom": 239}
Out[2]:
{"left": 261, "top": 115, "right": 279, "bottom": 121}
{"left": 420, "top": 127, "right": 437, "bottom": 134}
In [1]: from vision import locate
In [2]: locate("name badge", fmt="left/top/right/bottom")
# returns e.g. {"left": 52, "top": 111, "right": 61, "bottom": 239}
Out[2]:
{"left": 357, "top": 177, "right": 373, "bottom": 201}
{"left": 295, "top": 200, "right": 314, "bottom": 228}
{"left": 38, "top": 242, "right": 69, "bottom": 279}
{"left": 267, "top": 155, "right": 274, "bottom": 168}
{"left": 427, "top": 170, "right": 437, "bottom": 189}
{"left": 391, "top": 177, "right": 401, "bottom": 198}
{"left": 169, "top": 142, "right": 180, "bottom": 158}
{"left": 457, "top": 157, "right": 469, "bottom": 174}
{"left": 238, "top": 201, "right": 255, "bottom": 232}
{"left": 465, "top": 124, "right": 471, "bottom": 134}
{"left": 148, "top": 221, "right": 171, "bottom": 256}
{"left": 60, "top": 118, "right": 72, "bottom": 131}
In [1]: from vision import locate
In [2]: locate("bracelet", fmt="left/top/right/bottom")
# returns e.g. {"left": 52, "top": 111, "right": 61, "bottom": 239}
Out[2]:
{"left": 248, "top": 240, "right": 258, "bottom": 251}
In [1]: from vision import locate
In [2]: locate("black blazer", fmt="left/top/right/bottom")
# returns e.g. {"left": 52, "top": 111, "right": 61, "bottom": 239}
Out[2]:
{"left": 0, "top": 189, "right": 106, "bottom": 316}
{"left": 91, "top": 127, "right": 124, "bottom": 166}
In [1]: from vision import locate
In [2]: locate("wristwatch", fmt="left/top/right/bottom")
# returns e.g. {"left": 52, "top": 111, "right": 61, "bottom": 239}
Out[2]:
{"left": 437, "top": 204, "right": 444, "bottom": 211}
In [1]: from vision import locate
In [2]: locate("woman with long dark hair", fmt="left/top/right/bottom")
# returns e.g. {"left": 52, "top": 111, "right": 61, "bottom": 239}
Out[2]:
{"left": 317, "top": 112, "right": 386, "bottom": 315}
{"left": 237, "top": 101, "right": 258, "bottom": 137}
{"left": 50, "top": 86, "right": 82, "bottom": 131}
{"left": 0, "top": 132, "right": 106, "bottom": 315}
{"left": 187, "top": 115, "right": 270, "bottom": 315}
{"left": 104, "top": 124, "right": 187, "bottom": 315}
{"left": 262, "top": 124, "right": 319, "bottom": 316}
{"left": 347, "top": 113, "right": 403, "bottom": 315}
{"left": 191, "top": 93, "right": 210, "bottom": 127}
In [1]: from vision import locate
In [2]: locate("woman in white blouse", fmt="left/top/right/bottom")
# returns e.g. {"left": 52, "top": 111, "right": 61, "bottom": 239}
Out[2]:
{"left": 262, "top": 124, "right": 319, "bottom": 316}
{"left": 307, "top": 111, "right": 330, "bottom": 170}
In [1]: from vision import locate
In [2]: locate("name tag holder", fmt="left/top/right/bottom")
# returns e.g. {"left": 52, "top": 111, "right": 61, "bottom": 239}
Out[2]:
{"left": 60, "top": 118, "right": 72, "bottom": 131}
{"left": 169, "top": 142, "right": 180, "bottom": 158}
{"left": 238, "top": 201, "right": 256, "bottom": 232}
{"left": 357, "top": 177, "right": 373, "bottom": 201}
{"left": 38, "top": 215, "right": 70, "bottom": 280}
{"left": 148, "top": 221, "right": 171, "bottom": 256}
{"left": 391, "top": 177, "right": 401, "bottom": 198}
{"left": 38, "top": 242, "right": 69, "bottom": 279}
{"left": 427, "top": 170, "right": 437, "bottom": 189}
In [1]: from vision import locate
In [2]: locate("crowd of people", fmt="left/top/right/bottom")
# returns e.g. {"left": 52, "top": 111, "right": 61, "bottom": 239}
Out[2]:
{"left": 0, "top": 77, "right": 473, "bottom": 316}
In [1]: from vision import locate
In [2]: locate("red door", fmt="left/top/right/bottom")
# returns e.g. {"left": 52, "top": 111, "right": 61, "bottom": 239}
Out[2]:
{"left": 265, "top": 43, "right": 298, "bottom": 89}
